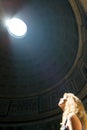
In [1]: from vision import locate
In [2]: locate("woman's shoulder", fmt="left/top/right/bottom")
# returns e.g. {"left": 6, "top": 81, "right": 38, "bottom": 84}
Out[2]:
{"left": 67, "top": 113, "right": 75, "bottom": 119}
{"left": 67, "top": 113, "right": 82, "bottom": 130}
{"left": 68, "top": 113, "right": 81, "bottom": 123}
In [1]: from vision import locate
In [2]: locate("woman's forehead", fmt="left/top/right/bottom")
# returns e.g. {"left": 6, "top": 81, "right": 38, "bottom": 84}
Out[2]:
{"left": 63, "top": 94, "right": 67, "bottom": 99}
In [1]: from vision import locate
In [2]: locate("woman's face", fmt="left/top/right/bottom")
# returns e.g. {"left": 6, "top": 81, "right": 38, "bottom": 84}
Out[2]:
{"left": 58, "top": 94, "right": 67, "bottom": 110}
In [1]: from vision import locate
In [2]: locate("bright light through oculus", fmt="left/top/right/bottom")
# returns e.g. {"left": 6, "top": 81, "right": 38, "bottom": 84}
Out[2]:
{"left": 5, "top": 18, "right": 27, "bottom": 38}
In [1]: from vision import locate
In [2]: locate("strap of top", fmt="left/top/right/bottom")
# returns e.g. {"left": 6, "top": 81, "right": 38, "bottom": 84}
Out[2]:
{"left": 61, "top": 119, "right": 68, "bottom": 130}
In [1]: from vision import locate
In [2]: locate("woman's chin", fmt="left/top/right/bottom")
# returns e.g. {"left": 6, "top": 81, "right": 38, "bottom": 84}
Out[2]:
{"left": 58, "top": 101, "right": 63, "bottom": 105}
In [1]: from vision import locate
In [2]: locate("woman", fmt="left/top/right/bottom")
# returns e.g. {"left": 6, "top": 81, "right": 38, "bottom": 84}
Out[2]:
{"left": 58, "top": 93, "right": 87, "bottom": 130}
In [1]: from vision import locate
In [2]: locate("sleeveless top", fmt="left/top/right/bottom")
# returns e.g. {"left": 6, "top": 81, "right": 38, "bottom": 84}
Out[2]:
{"left": 61, "top": 119, "right": 85, "bottom": 130}
{"left": 61, "top": 120, "right": 69, "bottom": 130}
{"left": 61, "top": 125, "right": 68, "bottom": 130}
{"left": 82, "top": 122, "right": 85, "bottom": 130}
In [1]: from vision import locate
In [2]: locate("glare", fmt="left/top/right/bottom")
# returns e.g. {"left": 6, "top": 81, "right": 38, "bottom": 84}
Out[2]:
{"left": 5, "top": 18, "right": 27, "bottom": 38}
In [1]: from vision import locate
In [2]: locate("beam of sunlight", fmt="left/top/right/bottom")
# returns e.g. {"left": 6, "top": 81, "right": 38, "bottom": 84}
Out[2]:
{"left": 5, "top": 17, "right": 27, "bottom": 38}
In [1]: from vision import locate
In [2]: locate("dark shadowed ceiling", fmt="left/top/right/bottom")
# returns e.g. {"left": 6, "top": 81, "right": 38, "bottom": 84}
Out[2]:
{"left": 0, "top": 0, "right": 78, "bottom": 96}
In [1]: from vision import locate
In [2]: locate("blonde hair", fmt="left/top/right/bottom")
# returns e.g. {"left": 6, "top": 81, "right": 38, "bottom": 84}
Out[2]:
{"left": 60, "top": 93, "right": 87, "bottom": 130}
